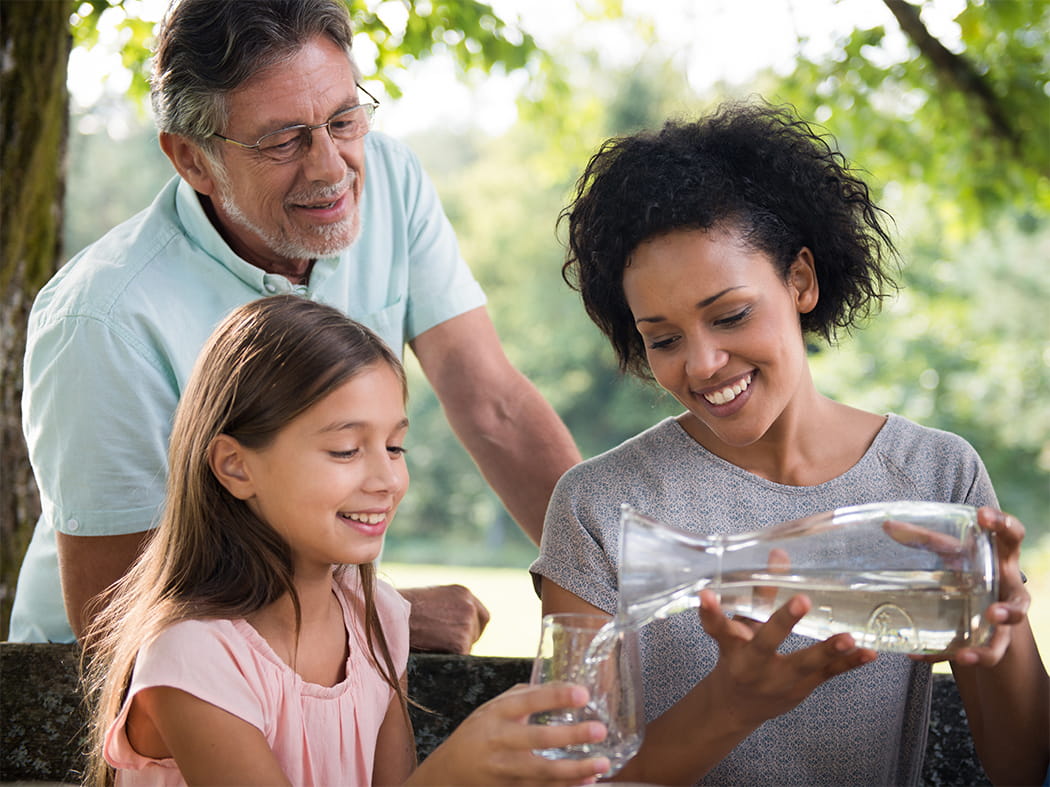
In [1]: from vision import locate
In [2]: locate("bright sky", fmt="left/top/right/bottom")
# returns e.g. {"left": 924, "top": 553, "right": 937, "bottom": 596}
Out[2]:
{"left": 67, "top": 0, "right": 966, "bottom": 138}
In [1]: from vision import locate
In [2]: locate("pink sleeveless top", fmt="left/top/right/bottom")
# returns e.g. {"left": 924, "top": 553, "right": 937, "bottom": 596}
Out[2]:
{"left": 104, "top": 571, "right": 410, "bottom": 786}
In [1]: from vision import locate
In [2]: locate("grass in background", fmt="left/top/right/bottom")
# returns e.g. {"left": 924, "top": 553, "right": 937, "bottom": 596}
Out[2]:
{"left": 381, "top": 563, "right": 542, "bottom": 657}
{"left": 383, "top": 531, "right": 1050, "bottom": 660}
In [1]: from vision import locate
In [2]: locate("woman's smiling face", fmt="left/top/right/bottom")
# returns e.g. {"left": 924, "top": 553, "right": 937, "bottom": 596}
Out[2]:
{"left": 622, "top": 227, "right": 818, "bottom": 449}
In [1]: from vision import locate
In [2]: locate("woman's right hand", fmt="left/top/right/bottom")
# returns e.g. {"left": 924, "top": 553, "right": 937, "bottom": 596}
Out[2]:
{"left": 699, "top": 589, "right": 877, "bottom": 729}
{"left": 405, "top": 682, "right": 610, "bottom": 786}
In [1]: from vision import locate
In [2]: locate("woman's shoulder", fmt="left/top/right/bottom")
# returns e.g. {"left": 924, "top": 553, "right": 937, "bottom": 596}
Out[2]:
{"left": 866, "top": 414, "right": 993, "bottom": 505}
{"left": 876, "top": 414, "right": 982, "bottom": 459}
{"left": 559, "top": 417, "right": 688, "bottom": 483}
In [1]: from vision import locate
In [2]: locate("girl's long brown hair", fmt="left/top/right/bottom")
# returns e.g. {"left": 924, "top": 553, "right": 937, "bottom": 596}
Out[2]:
{"left": 82, "top": 295, "right": 409, "bottom": 786}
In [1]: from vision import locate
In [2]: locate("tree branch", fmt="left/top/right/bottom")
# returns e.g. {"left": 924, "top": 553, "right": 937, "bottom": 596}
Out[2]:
{"left": 882, "top": 0, "right": 1018, "bottom": 149}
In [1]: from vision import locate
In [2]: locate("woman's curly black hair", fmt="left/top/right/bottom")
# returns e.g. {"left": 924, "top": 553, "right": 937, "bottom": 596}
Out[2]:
{"left": 560, "top": 98, "right": 899, "bottom": 379}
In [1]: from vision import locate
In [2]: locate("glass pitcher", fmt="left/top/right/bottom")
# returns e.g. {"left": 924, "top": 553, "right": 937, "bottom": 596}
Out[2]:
{"left": 617, "top": 501, "right": 998, "bottom": 655}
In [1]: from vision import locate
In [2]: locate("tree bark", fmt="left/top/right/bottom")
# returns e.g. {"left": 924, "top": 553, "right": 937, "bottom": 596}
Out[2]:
{"left": 0, "top": 0, "right": 73, "bottom": 638}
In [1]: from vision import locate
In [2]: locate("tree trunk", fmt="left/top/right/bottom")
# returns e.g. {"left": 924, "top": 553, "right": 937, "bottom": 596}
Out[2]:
{"left": 0, "top": 0, "right": 73, "bottom": 639}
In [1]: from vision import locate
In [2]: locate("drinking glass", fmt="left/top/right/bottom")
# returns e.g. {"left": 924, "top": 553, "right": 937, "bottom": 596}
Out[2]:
{"left": 528, "top": 612, "right": 644, "bottom": 778}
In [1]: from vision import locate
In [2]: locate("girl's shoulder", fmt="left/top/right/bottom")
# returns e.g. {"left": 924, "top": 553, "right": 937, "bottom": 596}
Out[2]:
{"left": 136, "top": 616, "right": 259, "bottom": 680}
{"left": 145, "top": 616, "right": 241, "bottom": 654}
{"left": 333, "top": 568, "right": 411, "bottom": 644}
{"left": 334, "top": 568, "right": 409, "bottom": 612}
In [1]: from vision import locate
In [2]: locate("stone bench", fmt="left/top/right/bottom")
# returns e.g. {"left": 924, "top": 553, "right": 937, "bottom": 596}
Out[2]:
{"left": 1, "top": 643, "right": 990, "bottom": 784}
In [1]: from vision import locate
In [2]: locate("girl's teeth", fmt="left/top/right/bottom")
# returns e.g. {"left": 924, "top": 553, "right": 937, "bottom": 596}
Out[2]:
{"left": 704, "top": 374, "right": 752, "bottom": 405}
{"left": 344, "top": 512, "right": 384, "bottom": 525}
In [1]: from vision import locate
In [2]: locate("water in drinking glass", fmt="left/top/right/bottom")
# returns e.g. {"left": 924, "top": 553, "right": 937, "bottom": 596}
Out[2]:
{"left": 529, "top": 613, "right": 644, "bottom": 777}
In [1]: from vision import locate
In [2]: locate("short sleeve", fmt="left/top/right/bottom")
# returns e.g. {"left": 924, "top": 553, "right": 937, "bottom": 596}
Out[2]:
{"left": 399, "top": 147, "right": 486, "bottom": 340}
{"left": 357, "top": 134, "right": 486, "bottom": 344}
{"left": 531, "top": 466, "right": 620, "bottom": 614}
{"left": 104, "top": 620, "right": 269, "bottom": 771}
{"left": 23, "top": 311, "right": 175, "bottom": 536}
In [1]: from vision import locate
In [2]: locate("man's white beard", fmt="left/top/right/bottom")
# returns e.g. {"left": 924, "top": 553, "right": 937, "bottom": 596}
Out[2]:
{"left": 216, "top": 171, "right": 360, "bottom": 262}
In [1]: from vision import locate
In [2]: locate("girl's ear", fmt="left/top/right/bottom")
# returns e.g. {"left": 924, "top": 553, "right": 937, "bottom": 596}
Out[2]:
{"left": 208, "top": 434, "right": 255, "bottom": 500}
{"left": 789, "top": 247, "right": 819, "bottom": 315}
{"left": 159, "top": 132, "right": 220, "bottom": 196}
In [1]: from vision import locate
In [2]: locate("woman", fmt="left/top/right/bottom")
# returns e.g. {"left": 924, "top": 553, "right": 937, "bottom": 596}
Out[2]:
{"left": 533, "top": 101, "right": 1046, "bottom": 786}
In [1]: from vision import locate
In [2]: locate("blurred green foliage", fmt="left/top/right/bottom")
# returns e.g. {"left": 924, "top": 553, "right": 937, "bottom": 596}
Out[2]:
{"left": 63, "top": 0, "right": 1050, "bottom": 566}
{"left": 69, "top": 0, "right": 547, "bottom": 102}
{"left": 771, "top": 0, "right": 1049, "bottom": 227}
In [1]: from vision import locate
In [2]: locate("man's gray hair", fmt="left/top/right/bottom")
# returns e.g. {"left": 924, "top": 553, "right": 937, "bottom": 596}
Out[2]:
{"left": 151, "top": 0, "right": 358, "bottom": 150}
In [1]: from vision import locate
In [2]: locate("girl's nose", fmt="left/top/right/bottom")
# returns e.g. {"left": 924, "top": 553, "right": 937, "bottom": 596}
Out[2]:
{"left": 362, "top": 452, "right": 406, "bottom": 495}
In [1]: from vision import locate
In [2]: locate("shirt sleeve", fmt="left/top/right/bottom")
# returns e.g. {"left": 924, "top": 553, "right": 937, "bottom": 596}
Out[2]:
{"left": 376, "top": 135, "right": 487, "bottom": 342}
{"left": 23, "top": 310, "right": 176, "bottom": 536}
{"left": 104, "top": 619, "right": 268, "bottom": 771}
{"left": 531, "top": 465, "right": 620, "bottom": 614}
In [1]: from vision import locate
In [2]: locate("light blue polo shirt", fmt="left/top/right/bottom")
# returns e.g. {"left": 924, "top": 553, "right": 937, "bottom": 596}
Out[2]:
{"left": 10, "top": 132, "right": 485, "bottom": 642}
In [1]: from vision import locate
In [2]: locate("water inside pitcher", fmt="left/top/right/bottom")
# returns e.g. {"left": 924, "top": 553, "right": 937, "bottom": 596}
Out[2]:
{"left": 614, "top": 501, "right": 998, "bottom": 655}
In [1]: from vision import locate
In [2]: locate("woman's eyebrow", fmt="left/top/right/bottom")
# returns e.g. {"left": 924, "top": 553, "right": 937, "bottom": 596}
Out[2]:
{"left": 635, "top": 286, "right": 743, "bottom": 324}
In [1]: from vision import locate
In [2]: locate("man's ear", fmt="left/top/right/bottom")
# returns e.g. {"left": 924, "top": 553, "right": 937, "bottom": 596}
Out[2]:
{"left": 789, "top": 247, "right": 819, "bottom": 315}
{"left": 159, "top": 132, "right": 219, "bottom": 196}
{"left": 208, "top": 434, "right": 255, "bottom": 500}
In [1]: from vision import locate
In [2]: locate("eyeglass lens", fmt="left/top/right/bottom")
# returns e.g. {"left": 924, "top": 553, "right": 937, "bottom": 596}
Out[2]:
{"left": 257, "top": 104, "right": 376, "bottom": 160}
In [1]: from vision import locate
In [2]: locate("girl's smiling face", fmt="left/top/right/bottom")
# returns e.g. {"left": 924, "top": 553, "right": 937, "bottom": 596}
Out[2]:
{"left": 622, "top": 227, "right": 818, "bottom": 450}
{"left": 212, "top": 362, "right": 408, "bottom": 575}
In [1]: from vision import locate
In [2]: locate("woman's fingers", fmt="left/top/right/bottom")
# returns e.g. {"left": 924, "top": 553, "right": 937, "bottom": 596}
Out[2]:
{"left": 791, "top": 632, "right": 877, "bottom": 681}
{"left": 747, "top": 594, "right": 810, "bottom": 655}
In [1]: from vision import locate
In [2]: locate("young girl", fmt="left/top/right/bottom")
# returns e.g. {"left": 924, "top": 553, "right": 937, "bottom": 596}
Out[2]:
{"left": 84, "top": 295, "right": 610, "bottom": 786}
{"left": 533, "top": 101, "right": 1047, "bottom": 785}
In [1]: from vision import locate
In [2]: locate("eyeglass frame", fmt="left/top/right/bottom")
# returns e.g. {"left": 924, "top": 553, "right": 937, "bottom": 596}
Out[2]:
{"left": 212, "top": 83, "right": 380, "bottom": 162}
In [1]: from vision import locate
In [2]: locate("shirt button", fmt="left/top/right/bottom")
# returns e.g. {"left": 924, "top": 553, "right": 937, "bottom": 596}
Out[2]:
{"left": 264, "top": 283, "right": 277, "bottom": 293}
{"left": 67, "top": 518, "right": 80, "bottom": 532}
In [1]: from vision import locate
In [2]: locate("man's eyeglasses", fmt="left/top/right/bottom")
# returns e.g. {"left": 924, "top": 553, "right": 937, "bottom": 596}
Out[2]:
{"left": 213, "top": 83, "right": 380, "bottom": 163}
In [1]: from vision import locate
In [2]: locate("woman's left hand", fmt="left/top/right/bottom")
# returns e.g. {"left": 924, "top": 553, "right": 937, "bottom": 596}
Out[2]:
{"left": 941, "top": 506, "right": 1031, "bottom": 668}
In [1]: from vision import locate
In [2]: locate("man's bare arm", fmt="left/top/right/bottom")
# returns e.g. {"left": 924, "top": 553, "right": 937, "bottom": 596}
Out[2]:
{"left": 410, "top": 306, "right": 581, "bottom": 545}
{"left": 57, "top": 530, "right": 152, "bottom": 639}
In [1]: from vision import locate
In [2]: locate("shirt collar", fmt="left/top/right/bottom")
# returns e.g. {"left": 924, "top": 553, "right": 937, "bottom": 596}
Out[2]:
{"left": 174, "top": 177, "right": 342, "bottom": 294}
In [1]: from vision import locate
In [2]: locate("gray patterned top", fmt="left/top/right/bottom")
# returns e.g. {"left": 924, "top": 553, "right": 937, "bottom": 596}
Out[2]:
{"left": 532, "top": 414, "right": 996, "bottom": 786}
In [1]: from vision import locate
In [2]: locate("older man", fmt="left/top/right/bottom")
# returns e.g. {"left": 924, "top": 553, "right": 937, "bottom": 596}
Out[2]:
{"left": 11, "top": 0, "right": 580, "bottom": 652}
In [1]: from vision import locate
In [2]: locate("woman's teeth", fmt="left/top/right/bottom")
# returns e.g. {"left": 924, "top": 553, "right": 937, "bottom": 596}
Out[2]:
{"left": 343, "top": 512, "right": 384, "bottom": 525}
{"left": 704, "top": 374, "right": 752, "bottom": 405}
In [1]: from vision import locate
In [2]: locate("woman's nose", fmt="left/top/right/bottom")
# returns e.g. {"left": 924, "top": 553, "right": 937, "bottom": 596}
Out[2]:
{"left": 684, "top": 339, "right": 729, "bottom": 382}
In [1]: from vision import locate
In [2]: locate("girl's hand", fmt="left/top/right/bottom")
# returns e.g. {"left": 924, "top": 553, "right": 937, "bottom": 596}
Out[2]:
{"left": 947, "top": 506, "right": 1031, "bottom": 668}
{"left": 699, "top": 590, "right": 877, "bottom": 729}
{"left": 407, "top": 682, "right": 610, "bottom": 786}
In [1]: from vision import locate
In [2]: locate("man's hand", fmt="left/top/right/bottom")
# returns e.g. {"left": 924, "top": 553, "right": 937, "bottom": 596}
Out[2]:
{"left": 400, "top": 584, "right": 491, "bottom": 654}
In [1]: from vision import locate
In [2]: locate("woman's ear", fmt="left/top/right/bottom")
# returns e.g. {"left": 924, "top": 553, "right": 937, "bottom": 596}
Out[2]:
{"left": 789, "top": 247, "right": 819, "bottom": 315}
{"left": 159, "top": 132, "right": 219, "bottom": 196}
{"left": 208, "top": 434, "right": 255, "bottom": 500}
